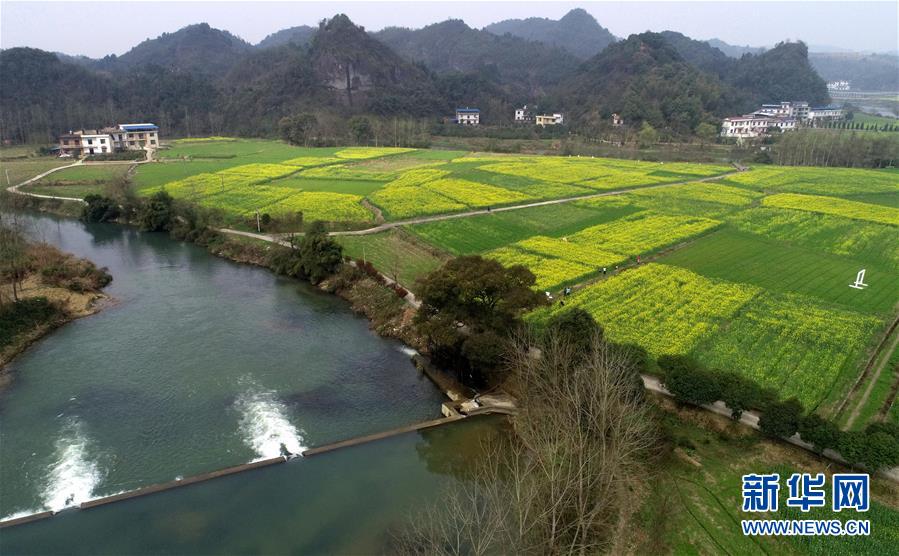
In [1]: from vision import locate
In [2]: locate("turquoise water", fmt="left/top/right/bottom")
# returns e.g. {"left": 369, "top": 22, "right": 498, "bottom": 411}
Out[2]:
{"left": 0, "top": 213, "right": 455, "bottom": 533}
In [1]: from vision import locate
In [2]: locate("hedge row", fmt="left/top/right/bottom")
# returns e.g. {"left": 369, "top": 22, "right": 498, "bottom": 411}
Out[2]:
{"left": 658, "top": 355, "right": 899, "bottom": 472}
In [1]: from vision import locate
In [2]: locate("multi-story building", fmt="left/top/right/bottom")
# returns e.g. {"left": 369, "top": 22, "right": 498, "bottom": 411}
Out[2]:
{"left": 80, "top": 132, "right": 114, "bottom": 155}
{"left": 57, "top": 122, "right": 160, "bottom": 156}
{"left": 514, "top": 105, "right": 534, "bottom": 123}
{"left": 113, "top": 123, "right": 160, "bottom": 150}
{"left": 720, "top": 115, "right": 796, "bottom": 139}
{"left": 455, "top": 108, "right": 480, "bottom": 126}
{"left": 807, "top": 105, "right": 844, "bottom": 124}
{"left": 535, "top": 113, "right": 564, "bottom": 127}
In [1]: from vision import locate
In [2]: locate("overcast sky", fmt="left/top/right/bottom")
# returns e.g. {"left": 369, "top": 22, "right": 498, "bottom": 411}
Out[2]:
{"left": 2, "top": 1, "right": 897, "bottom": 58}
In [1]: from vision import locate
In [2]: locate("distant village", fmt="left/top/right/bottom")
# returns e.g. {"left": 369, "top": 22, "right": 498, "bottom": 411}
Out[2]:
{"left": 448, "top": 100, "right": 843, "bottom": 142}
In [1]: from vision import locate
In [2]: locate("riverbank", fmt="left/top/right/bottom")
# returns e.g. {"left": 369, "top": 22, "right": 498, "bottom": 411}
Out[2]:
{"left": 0, "top": 248, "right": 111, "bottom": 385}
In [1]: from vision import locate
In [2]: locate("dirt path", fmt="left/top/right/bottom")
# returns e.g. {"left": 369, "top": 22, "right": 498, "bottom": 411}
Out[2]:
{"left": 834, "top": 313, "right": 899, "bottom": 423}
{"left": 330, "top": 170, "right": 740, "bottom": 236}
{"left": 845, "top": 323, "right": 899, "bottom": 429}
{"left": 6, "top": 152, "right": 153, "bottom": 203}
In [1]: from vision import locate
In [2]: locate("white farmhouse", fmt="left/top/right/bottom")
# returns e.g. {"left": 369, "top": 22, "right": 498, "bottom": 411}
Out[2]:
{"left": 455, "top": 108, "right": 480, "bottom": 126}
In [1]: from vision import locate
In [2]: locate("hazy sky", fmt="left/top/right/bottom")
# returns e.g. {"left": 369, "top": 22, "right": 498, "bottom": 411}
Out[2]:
{"left": 2, "top": 1, "right": 897, "bottom": 58}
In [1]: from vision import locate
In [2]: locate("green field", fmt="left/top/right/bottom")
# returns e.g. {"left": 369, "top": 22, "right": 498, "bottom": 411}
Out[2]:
{"left": 337, "top": 230, "right": 448, "bottom": 290}
{"left": 401, "top": 163, "right": 898, "bottom": 414}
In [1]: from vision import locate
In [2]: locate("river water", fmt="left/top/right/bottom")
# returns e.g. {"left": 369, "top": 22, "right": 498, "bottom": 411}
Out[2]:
{"left": 0, "top": 213, "right": 492, "bottom": 553}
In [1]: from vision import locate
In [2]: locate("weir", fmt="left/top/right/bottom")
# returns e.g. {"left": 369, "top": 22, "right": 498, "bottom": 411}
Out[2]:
{"left": 0, "top": 411, "right": 494, "bottom": 530}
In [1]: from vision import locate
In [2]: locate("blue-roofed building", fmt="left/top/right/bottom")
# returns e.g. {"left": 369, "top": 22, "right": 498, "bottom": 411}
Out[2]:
{"left": 455, "top": 107, "right": 480, "bottom": 126}
{"left": 109, "top": 123, "right": 160, "bottom": 151}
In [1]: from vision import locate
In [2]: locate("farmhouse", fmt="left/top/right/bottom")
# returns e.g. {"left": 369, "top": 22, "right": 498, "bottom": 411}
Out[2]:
{"left": 514, "top": 105, "right": 534, "bottom": 123}
{"left": 612, "top": 113, "right": 624, "bottom": 127}
{"left": 827, "top": 80, "right": 850, "bottom": 91}
{"left": 454, "top": 108, "right": 480, "bottom": 126}
{"left": 535, "top": 113, "right": 564, "bottom": 127}
{"left": 57, "top": 123, "right": 160, "bottom": 156}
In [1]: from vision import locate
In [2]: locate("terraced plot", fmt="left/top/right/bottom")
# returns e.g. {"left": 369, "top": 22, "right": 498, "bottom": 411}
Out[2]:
{"left": 408, "top": 199, "right": 640, "bottom": 255}
{"left": 720, "top": 165, "right": 899, "bottom": 196}
{"left": 693, "top": 293, "right": 883, "bottom": 410}
{"left": 568, "top": 212, "right": 721, "bottom": 256}
{"left": 661, "top": 229, "right": 899, "bottom": 315}
{"left": 727, "top": 207, "right": 899, "bottom": 269}
{"left": 529, "top": 264, "right": 760, "bottom": 357}
{"left": 762, "top": 193, "right": 899, "bottom": 226}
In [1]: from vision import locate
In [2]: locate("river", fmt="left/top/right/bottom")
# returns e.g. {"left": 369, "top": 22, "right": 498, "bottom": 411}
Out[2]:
{"left": 0, "top": 212, "right": 495, "bottom": 553}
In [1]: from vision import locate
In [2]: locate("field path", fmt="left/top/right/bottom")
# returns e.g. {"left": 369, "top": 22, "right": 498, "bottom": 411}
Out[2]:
{"left": 845, "top": 319, "right": 899, "bottom": 429}
{"left": 217, "top": 170, "right": 741, "bottom": 242}
{"left": 6, "top": 154, "right": 151, "bottom": 203}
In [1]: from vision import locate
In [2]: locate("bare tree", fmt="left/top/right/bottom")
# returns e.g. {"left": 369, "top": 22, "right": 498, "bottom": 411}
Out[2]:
{"left": 396, "top": 330, "right": 657, "bottom": 555}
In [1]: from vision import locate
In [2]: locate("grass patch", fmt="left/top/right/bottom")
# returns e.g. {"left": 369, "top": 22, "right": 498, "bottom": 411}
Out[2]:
{"left": 661, "top": 229, "right": 899, "bottom": 315}
{"left": 337, "top": 230, "right": 448, "bottom": 290}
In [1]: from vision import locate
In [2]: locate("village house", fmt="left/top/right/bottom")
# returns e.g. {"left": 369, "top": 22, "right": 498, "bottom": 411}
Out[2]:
{"left": 514, "top": 105, "right": 535, "bottom": 123}
{"left": 454, "top": 108, "right": 480, "bottom": 126}
{"left": 807, "top": 105, "right": 844, "bottom": 124}
{"left": 58, "top": 123, "right": 160, "bottom": 156}
{"left": 827, "top": 80, "right": 851, "bottom": 91}
{"left": 535, "top": 113, "right": 564, "bottom": 127}
{"left": 720, "top": 114, "right": 797, "bottom": 140}
{"left": 612, "top": 113, "right": 624, "bottom": 127}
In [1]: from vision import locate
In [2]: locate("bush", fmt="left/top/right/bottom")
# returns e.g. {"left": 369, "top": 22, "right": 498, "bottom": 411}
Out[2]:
{"left": 718, "top": 372, "right": 775, "bottom": 419}
{"left": 758, "top": 398, "right": 804, "bottom": 439}
{"left": 81, "top": 194, "right": 120, "bottom": 223}
{"left": 138, "top": 191, "right": 175, "bottom": 232}
{"left": 546, "top": 308, "right": 603, "bottom": 355}
{"left": 659, "top": 355, "right": 722, "bottom": 406}
{"left": 0, "top": 297, "right": 62, "bottom": 348}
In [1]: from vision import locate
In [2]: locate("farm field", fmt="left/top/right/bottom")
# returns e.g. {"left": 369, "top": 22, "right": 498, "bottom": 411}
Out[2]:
{"left": 402, "top": 162, "right": 897, "bottom": 415}
{"left": 22, "top": 164, "right": 133, "bottom": 198}
{"left": 337, "top": 231, "right": 449, "bottom": 290}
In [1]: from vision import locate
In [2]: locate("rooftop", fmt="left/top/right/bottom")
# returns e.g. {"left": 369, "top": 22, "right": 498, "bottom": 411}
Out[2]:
{"left": 455, "top": 108, "right": 480, "bottom": 113}
{"left": 119, "top": 123, "right": 159, "bottom": 131}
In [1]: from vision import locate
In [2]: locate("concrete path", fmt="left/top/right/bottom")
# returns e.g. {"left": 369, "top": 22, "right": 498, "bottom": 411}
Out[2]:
{"left": 6, "top": 153, "right": 152, "bottom": 203}
{"left": 641, "top": 374, "right": 899, "bottom": 483}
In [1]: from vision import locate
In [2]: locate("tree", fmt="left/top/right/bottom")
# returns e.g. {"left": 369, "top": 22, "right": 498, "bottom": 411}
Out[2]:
{"left": 637, "top": 121, "right": 658, "bottom": 148}
{"left": 349, "top": 116, "right": 373, "bottom": 145}
{"left": 659, "top": 354, "right": 722, "bottom": 406}
{"left": 279, "top": 113, "right": 319, "bottom": 147}
{"left": 396, "top": 331, "right": 657, "bottom": 554}
{"left": 81, "top": 195, "right": 120, "bottom": 223}
{"left": 545, "top": 308, "right": 602, "bottom": 355}
{"left": 296, "top": 220, "right": 343, "bottom": 284}
{"left": 696, "top": 122, "right": 717, "bottom": 146}
{"left": 0, "top": 223, "right": 28, "bottom": 303}
{"left": 138, "top": 190, "right": 175, "bottom": 232}
{"left": 798, "top": 414, "right": 840, "bottom": 453}
{"left": 415, "top": 256, "right": 544, "bottom": 386}
{"left": 758, "top": 398, "right": 803, "bottom": 439}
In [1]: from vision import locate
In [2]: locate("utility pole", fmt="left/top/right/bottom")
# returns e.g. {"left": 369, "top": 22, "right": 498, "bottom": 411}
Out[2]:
{"left": 5, "top": 168, "right": 10, "bottom": 186}
{"left": 220, "top": 174, "right": 224, "bottom": 193}
{"left": 255, "top": 210, "right": 261, "bottom": 233}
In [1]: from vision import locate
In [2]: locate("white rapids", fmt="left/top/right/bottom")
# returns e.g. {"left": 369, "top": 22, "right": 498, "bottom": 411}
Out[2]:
{"left": 41, "top": 419, "right": 103, "bottom": 512}
{"left": 235, "top": 381, "right": 305, "bottom": 461}
{"left": 397, "top": 345, "right": 419, "bottom": 357}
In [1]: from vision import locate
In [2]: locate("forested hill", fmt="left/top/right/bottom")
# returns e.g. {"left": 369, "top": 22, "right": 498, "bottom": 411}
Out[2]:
{"left": 374, "top": 19, "right": 580, "bottom": 97}
{"left": 0, "top": 12, "right": 833, "bottom": 143}
{"left": 484, "top": 8, "right": 618, "bottom": 59}
{"left": 559, "top": 33, "right": 740, "bottom": 134}
{"left": 659, "top": 32, "right": 829, "bottom": 107}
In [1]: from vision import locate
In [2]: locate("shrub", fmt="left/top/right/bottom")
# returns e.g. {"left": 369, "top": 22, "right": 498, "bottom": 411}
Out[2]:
{"left": 758, "top": 398, "right": 803, "bottom": 439}
{"left": 138, "top": 191, "right": 175, "bottom": 232}
{"left": 81, "top": 195, "right": 120, "bottom": 223}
